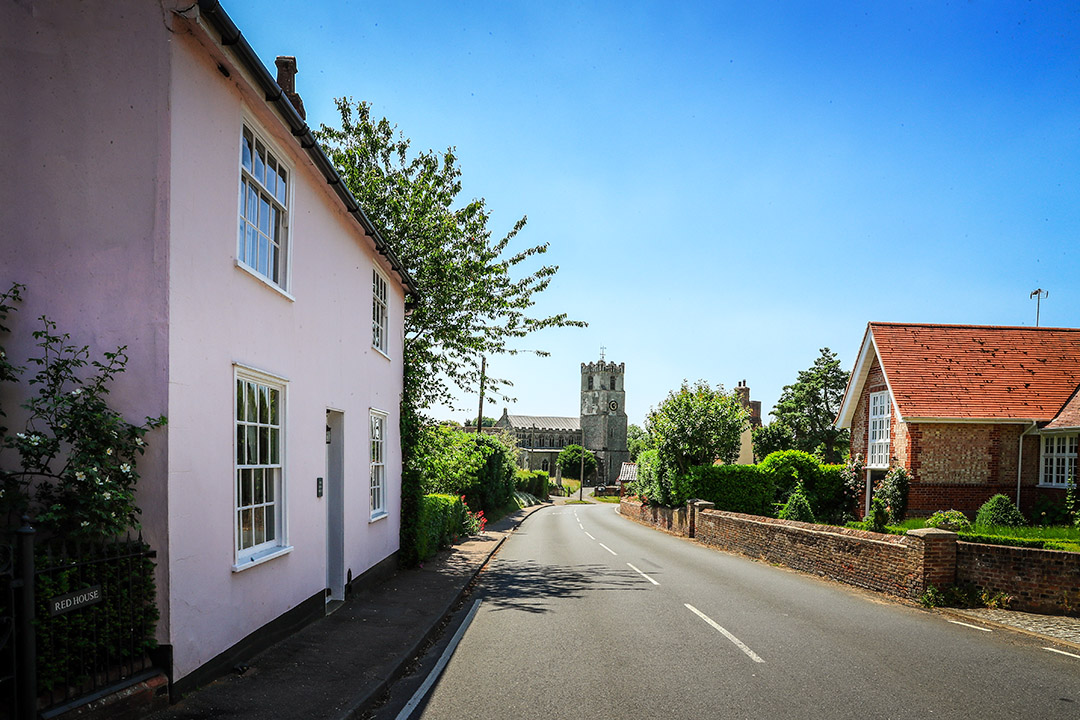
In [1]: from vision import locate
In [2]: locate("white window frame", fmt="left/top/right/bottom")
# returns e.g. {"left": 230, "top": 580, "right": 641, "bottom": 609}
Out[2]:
{"left": 868, "top": 391, "right": 891, "bottom": 469}
{"left": 233, "top": 365, "right": 291, "bottom": 570}
{"left": 1039, "top": 433, "right": 1077, "bottom": 488}
{"left": 372, "top": 268, "right": 389, "bottom": 356}
{"left": 370, "top": 409, "right": 389, "bottom": 521}
{"left": 238, "top": 124, "right": 291, "bottom": 292}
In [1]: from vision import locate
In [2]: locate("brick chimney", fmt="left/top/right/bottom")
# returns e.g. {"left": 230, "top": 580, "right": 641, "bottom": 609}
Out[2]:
{"left": 274, "top": 56, "right": 306, "bottom": 120}
{"left": 734, "top": 380, "right": 750, "bottom": 410}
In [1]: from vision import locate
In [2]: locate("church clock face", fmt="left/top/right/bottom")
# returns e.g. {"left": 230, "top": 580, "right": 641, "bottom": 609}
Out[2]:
{"left": 608, "top": 400, "right": 618, "bottom": 411}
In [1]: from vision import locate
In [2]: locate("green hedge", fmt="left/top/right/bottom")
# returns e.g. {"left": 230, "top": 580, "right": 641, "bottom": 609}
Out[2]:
{"left": 682, "top": 465, "right": 774, "bottom": 516}
{"left": 417, "top": 493, "right": 466, "bottom": 561}
{"left": 758, "top": 451, "right": 848, "bottom": 523}
{"left": 515, "top": 469, "right": 549, "bottom": 499}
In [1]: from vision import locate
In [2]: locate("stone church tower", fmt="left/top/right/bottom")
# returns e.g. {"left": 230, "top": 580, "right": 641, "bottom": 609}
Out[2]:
{"left": 580, "top": 357, "right": 629, "bottom": 485}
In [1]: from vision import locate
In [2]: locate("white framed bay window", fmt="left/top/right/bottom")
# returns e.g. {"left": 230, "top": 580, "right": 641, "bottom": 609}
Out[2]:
{"left": 238, "top": 125, "right": 290, "bottom": 290}
{"left": 868, "top": 391, "right": 891, "bottom": 468}
{"left": 1040, "top": 434, "right": 1077, "bottom": 488}
{"left": 234, "top": 365, "right": 290, "bottom": 569}
{"left": 370, "top": 409, "right": 388, "bottom": 521}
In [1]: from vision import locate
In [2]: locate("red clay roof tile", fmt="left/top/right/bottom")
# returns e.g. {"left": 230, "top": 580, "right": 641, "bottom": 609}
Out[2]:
{"left": 870, "top": 322, "right": 1080, "bottom": 421}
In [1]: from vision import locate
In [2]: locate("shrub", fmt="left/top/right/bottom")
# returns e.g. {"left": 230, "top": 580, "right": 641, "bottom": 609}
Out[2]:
{"left": 515, "top": 469, "right": 548, "bottom": 499}
{"left": 1030, "top": 493, "right": 1073, "bottom": 526}
{"left": 632, "top": 449, "right": 669, "bottom": 505}
{"left": 682, "top": 464, "right": 773, "bottom": 515}
{"left": 0, "top": 285, "right": 166, "bottom": 538}
{"left": 419, "top": 427, "right": 517, "bottom": 514}
{"left": 758, "top": 450, "right": 847, "bottom": 522}
{"left": 416, "top": 493, "right": 467, "bottom": 561}
{"left": 975, "top": 494, "right": 1025, "bottom": 528}
{"left": 1066, "top": 477, "right": 1080, "bottom": 527}
{"left": 875, "top": 466, "right": 909, "bottom": 523}
{"left": 814, "top": 463, "right": 848, "bottom": 523}
{"left": 778, "top": 482, "right": 816, "bottom": 523}
{"left": 865, "top": 496, "right": 889, "bottom": 533}
{"left": 759, "top": 450, "right": 820, "bottom": 502}
{"left": 926, "top": 509, "right": 971, "bottom": 531}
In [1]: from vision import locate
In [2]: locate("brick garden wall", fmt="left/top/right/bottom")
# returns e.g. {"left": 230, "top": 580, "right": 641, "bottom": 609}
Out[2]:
{"left": 957, "top": 542, "right": 1080, "bottom": 615}
{"left": 693, "top": 510, "right": 942, "bottom": 599}
{"left": 618, "top": 499, "right": 690, "bottom": 537}
{"left": 620, "top": 500, "right": 1080, "bottom": 614}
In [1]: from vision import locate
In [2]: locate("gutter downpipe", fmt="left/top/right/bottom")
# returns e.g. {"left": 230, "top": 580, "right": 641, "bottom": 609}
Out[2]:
{"left": 1016, "top": 421, "right": 1037, "bottom": 508}
{"left": 194, "top": 0, "right": 418, "bottom": 296}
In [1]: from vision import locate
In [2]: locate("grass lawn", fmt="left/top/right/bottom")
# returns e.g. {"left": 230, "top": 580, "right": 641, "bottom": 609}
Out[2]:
{"left": 565, "top": 499, "right": 591, "bottom": 505}
{"left": 864, "top": 517, "right": 1080, "bottom": 551}
{"left": 592, "top": 495, "right": 621, "bottom": 503}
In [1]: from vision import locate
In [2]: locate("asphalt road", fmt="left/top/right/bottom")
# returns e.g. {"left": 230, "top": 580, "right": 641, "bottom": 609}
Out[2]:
{"left": 410, "top": 503, "right": 1080, "bottom": 719}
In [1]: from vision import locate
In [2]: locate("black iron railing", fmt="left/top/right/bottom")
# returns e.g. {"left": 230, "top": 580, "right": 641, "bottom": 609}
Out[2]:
{"left": 0, "top": 520, "right": 159, "bottom": 719}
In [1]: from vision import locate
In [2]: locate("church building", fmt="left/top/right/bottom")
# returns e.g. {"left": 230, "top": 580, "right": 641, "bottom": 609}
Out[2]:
{"left": 494, "top": 356, "right": 630, "bottom": 485}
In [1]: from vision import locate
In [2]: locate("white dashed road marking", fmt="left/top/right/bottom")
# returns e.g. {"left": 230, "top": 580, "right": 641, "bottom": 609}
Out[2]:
{"left": 584, "top": 531, "right": 596, "bottom": 540}
{"left": 685, "top": 603, "right": 765, "bottom": 663}
{"left": 1043, "top": 647, "right": 1080, "bottom": 660}
{"left": 627, "top": 563, "right": 659, "bottom": 585}
{"left": 598, "top": 543, "right": 617, "bottom": 556}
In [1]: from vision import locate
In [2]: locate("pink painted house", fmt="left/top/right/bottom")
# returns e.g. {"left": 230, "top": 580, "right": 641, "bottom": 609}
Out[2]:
{"left": 836, "top": 323, "right": 1080, "bottom": 519}
{"left": 1, "top": 0, "right": 416, "bottom": 693}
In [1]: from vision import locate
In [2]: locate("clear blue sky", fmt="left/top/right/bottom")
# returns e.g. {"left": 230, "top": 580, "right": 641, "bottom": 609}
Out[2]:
{"left": 227, "top": 1, "right": 1080, "bottom": 427}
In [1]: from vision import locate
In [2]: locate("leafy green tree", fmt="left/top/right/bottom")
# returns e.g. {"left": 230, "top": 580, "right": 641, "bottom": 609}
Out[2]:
{"left": 316, "top": 99, "right": 584, "bottom": 563}
{"left": 751, "top": 421, "right": 795, "bottom": 462}
{"left": 770, "top": 348, "right": 850, "bottom": 464}
{"left": 466, "top": 416, "right": 497, "bottom": 428}
{"left": 627, "top": 423, "right": 651, "bottom": 463}
{"left": 647, "top": 380, "right": 748, "bottom": 479}
{"left": 317, "top": 99, "right": 584, "bottom": 410}
{"left": 557, "top": 444, "right": 597, "bottom": 481}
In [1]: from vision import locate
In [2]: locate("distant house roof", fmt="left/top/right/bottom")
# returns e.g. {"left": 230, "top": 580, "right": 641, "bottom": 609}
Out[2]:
{"left": 617, "top": 462, "right": 637, "bottom": 485}
{"left": 498, "top": 414, "right": 580, "bottom": 432}
{"left": 836, "top": 322, "right": 1080, "bottom": 427}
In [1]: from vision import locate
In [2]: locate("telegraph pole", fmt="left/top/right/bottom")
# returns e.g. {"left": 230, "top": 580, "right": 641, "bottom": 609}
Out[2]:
{"left": 475, "top": 356, "right": 486, "bottom": 434}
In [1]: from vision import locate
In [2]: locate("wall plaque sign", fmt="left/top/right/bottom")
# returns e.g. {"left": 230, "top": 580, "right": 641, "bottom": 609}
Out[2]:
{"left": 49, "top": 585, "right": 103, "bottom": 617}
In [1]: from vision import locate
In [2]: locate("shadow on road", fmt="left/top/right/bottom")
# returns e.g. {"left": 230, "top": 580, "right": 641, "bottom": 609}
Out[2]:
{"left": 479, "top": 559, "right": 645, "bottom": 614}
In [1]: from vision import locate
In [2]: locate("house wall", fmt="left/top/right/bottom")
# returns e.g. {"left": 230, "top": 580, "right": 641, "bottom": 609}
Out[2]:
{"left": 163, "top": 23, "right": 405, "bottom": 682}
{"left": 0, "top": 0, "right": 174, "bottom": 636}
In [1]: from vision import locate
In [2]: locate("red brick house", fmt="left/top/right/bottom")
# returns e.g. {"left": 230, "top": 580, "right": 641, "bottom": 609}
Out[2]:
{"left": 835, "top": 323, "right": 1080, "bottom": 519}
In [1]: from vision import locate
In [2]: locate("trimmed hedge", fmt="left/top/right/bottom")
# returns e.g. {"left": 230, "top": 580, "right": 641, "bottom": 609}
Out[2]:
{"left": 417, "top": 493, "right": 466, "bottom": 561}
{"left": 759, "top": 451, "right": 848, "bottom": 523}
{"left": 682, "top": 465, "right": 774, "bottom": 516}
{"left": 515, "top": 469, "right": 549, "bottom": 499}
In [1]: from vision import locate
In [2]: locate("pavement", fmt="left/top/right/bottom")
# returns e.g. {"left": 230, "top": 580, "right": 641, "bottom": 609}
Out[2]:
{"left": 145, "top": 488, "right": 1080, "bottom": 719}
{"left": 145, "top": 497, "right": 562, "bottom": 720}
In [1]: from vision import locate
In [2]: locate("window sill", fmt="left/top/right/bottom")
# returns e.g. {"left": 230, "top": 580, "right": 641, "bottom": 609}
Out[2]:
{"left": 235, "top": 260, "right": 295, "bottom": 302}
{"left": 1036, "top": 483, "right": 1069, "bottom": 490}
{"left": 372, "top": 345, "right": 392, "bottom": 362}
{"left": 369, "top": 511, "right": 388, "bottom": 524}
{"left": 232, "top": 545, "right": 293, "bottom": 572}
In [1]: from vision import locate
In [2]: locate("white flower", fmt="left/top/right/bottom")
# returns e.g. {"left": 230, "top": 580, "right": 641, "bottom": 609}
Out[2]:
{"left": 71, "top": 388, "right": 82, "bottom": 396}
{"left": 16, "top": 432, "right": 25, "bottom": 440}
{"left": 80, "top": 520, "right": 89, "bottom": 527}
{"left": 75, "top": 471, "right": 86, "bottom": 481}
{"left": 135, "top": 437, "right": 145, "bottom": 447}
{"left": 120, "top": 463, "right": 131, "bottom": 474}
{"left": 103, "top": 492, "right": 112, "bottom": 500}
{"left": 105, "top": 448, "right": 113, "bottom": 456}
